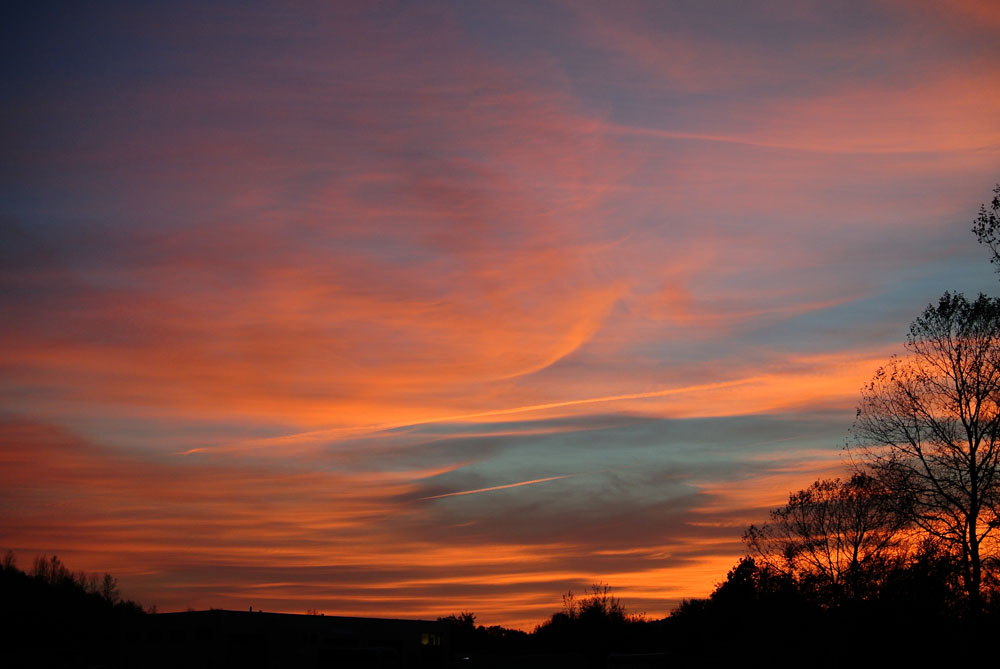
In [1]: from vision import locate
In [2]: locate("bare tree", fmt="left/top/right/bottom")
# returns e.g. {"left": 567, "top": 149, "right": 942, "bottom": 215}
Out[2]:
{"left": 744, "top": 474, "right": 905, "bottom": 600}
{"left": 972, "top": 183, "right": 1000, "bottom": 270}
{"left": 100, "top": 573, "right": 120, "bottom": 604}
{"left": 852, "top": 292, "right": 1000, "bottom": 610}
{"left": 32, "top": 554, "right": 71, "bottom": 585}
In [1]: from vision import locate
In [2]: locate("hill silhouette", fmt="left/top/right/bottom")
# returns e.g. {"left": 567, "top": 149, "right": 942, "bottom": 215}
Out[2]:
{"left": 1, "top": 552, "right": 145, "bottom": 668}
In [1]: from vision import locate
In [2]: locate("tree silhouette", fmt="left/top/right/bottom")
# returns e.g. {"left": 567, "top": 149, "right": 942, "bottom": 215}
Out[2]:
{"left": 32, "top": 554, "right": 72, "bottom": 586}
{"left": 530, "top": 583, "right": 648, "bottom": 665}
{"left": 100, "top": 572, "right": 120, "bottom": 605}
{"left": 852, "top": 292, "right": 1000, "bottom": 611}
{"left": 559, "top": 583, "right": 634, "bottom": 624}
{"left": 971, "top": 183, "right": 1000, "bottom": 270}
{"left": 708, "top": 556, "right": 800, "bottom": 609}
{"left": 744, "top": 474, "right": 906, "bottom": 601}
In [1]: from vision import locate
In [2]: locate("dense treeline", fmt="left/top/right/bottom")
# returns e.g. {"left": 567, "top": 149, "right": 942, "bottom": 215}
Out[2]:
{"left": 662, "top": 552, "right": 981, "bottom": 667}
{"left": 0, "top": 551, "right": 146, "bottom": 668}
{"left": 440, "top": 509, "right": 1000, "bottom": 667}
{"left": 438, "top": 553, "right": 999, "bottom": 667}
{"left": 439, "top": 586, "right": 664, "bottom": 668}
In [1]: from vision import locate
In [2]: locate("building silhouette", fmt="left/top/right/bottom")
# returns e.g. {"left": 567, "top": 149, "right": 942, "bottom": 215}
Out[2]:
{"left": 121, "top": 609, "right": 449, "bottom": 668}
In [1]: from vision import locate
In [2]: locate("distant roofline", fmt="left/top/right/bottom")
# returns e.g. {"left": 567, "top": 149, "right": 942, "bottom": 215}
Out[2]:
{"left": 152, "top": 609, "right": 443, "bottom": 626}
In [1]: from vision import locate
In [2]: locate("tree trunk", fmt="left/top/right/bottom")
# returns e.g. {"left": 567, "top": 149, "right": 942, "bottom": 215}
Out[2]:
{"left": 969, "top": 516, "right": 982, "bottom": 614}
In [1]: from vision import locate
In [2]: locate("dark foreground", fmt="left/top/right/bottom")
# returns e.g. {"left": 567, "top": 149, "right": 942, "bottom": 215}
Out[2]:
{"left": 4, "top": 554, "right": 1000, "bottom": 669}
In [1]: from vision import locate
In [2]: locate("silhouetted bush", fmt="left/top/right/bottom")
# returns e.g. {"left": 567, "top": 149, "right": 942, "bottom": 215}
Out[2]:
{"left": 437, "top": 610, "right": 531, "bottom": 666}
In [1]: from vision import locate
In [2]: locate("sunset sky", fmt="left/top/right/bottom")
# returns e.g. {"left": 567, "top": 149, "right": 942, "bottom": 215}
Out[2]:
{"left": 2, "top": 0, "right": 1000, "bottom": 629}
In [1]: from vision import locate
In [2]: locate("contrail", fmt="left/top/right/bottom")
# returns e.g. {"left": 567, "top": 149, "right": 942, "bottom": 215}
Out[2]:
{"left": 420, "top": 376, "right": 757, "bottom": 423}
{"left": 417, "top": 474, "right": 576, "bottom": 500}
{"left": 183, "top": 376, "right": 762, "bottom": 455}
{"left": 604, "top": 122, "right": 986, "bottom": 155}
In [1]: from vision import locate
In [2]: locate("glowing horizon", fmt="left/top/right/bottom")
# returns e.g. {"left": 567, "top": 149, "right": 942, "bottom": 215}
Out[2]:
{"left": 2, "top": 0, "right": 999, "bottom": 630}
